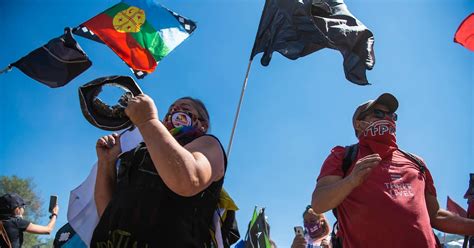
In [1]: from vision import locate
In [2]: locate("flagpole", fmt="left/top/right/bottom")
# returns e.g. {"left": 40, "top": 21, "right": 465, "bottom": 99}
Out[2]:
{"left": 0, "top": 65, "right": 12, "bottom": 74}
{"left": 226, "top": 59, "right": 253, "bottom": 158}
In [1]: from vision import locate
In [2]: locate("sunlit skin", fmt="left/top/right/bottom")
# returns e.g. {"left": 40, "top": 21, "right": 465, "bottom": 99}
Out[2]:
{"left": 313, "top": 99, "right": 474, "bottom": 241}
{"left": 95, "top": 95, "right": 225, "bottom": 219}
{"left": 12, "top": 205, "right": 59, "bottom": 235}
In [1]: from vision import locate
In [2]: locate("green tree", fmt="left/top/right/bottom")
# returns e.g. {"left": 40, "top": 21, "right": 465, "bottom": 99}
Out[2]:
{"left": 0, "top": 175, "right": 51, "bottom": 247}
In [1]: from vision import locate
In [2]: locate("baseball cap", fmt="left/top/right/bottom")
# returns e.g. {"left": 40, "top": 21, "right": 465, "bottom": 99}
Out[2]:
{"left": 352, "top": 93, "right": 399, "bottom": 136}
{"left": 0, "top": 193, "right": 26, "bottom": 210}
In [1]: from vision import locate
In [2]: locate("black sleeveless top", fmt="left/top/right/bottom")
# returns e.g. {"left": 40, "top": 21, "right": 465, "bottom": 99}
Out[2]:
{"left": 91, "top": 135, "right": 227, "bottom": 248}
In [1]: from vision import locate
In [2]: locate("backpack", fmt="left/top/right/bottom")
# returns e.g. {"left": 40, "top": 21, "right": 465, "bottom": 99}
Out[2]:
{"left": 330, "top": 144, "right": 437, "bottom": 248}
{"left": 0, "top": 221, "right": 12, "bottom": 248}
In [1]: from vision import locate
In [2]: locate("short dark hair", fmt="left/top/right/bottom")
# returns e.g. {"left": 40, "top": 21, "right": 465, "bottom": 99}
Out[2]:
{"left": 302, "top": 205, "right": 312, "bottom": 218}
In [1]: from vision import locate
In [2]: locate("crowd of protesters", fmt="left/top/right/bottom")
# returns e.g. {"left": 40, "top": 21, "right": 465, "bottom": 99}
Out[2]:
{"left": 2, "top": 93, "right": 474, "bottom": 248}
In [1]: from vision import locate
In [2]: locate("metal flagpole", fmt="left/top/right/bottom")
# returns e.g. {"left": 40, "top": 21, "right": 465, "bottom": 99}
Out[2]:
{"left": 0, "top": 65, "right": 12, "bottom": 74}
{"left": 226, "top": 59, "right": 253, "bottom": 158}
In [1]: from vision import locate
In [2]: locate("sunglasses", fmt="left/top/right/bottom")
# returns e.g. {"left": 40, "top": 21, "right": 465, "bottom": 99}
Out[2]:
{"left": 372, "top": 109, "right": 398, "bottom": 121}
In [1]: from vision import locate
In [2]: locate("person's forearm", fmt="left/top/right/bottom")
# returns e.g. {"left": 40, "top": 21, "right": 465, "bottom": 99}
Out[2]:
{"left": 137, "top": 119, "right": 201, "bottom": 196}
{"left": 312, "top": 177, "right": 356, "bottom": 214}
{"left": 46, "top": 215, "right": 57, "bottom": 233}
{"left": 95, "top": 160, "right": 116, "bottom": 217}
{"left": 432, "top": 209, "right": 474, "bottom": 235}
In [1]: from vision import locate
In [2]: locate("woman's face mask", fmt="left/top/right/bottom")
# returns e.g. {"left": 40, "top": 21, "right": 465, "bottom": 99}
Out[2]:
{"left": 164, "top": 110, "right": 205, "bottom": 145}
{"left": 170, "top": 111, "right": 193, "bottom": 128}
{"left": 304, "top": 220, "right": 325, "bottom": 239}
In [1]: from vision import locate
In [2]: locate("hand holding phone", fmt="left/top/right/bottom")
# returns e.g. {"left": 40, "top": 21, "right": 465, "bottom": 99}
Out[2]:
{"left": 294, "top": 226, "right": 304, "bottom": 236}
{"left": 48, "top": 195, "right": 58, "bottom": 214}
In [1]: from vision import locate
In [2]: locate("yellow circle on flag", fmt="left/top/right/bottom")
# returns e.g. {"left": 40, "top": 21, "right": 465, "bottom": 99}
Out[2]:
{"left": 113, "top": 6, "right": 146, "bottom": 33}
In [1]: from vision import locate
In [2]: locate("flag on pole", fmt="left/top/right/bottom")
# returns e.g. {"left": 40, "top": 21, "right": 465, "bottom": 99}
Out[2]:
{"left": 465, "top": 173, "right": 474, "bottom": 218}
{"left": 454, "top": 13, "right": 474, "bottom": 51}
{"left": 464, "top": 173, "right": 474, "bottom": 200}
{"left": 447, "top": 196, "right": 467, "bottom": 218}
{"left": 242, "top": 207, "right": 272, "bottom": 248}
{"left": 75, "top": 0, "right": 196, "bottom": 78}
{"left": 250, "top": 0, "right": 375, "bottom": 85}
{"left": 9, "top": 28, "right": 92, "bottom": 88}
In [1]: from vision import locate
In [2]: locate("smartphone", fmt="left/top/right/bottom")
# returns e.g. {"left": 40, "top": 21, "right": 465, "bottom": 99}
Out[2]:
{"left": 48, "top": 195, "right": 58, "bottom": 213}
{"left": 294, "top": 226, "right": 304, "bottom": 236}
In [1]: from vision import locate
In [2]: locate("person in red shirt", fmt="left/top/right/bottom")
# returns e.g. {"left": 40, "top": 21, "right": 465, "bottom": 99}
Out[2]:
{"left": 312, "top": 93, "right": 474, "bottom": 248}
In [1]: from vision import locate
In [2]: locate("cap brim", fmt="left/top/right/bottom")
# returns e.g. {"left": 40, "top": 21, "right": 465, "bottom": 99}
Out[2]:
{"left": 372, "top": 93, "right": 399, "bottom": 113}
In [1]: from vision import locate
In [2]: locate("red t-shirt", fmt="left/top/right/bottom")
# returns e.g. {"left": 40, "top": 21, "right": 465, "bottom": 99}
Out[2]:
{"left": 318, "top": 144, "right": 438, "bottom": 248}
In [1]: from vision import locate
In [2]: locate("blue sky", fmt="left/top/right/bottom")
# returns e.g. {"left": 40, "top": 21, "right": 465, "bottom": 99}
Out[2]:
{"left": 0, "top": 0, "right": 473, "bottom": 246}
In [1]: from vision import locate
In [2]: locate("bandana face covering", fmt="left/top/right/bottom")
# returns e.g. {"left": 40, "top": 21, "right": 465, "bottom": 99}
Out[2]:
{"left": 358, "top": 118, "right": 398, "bottom": 159}
{"left": 165, "top": 111, "right": 204, "bottom": 145}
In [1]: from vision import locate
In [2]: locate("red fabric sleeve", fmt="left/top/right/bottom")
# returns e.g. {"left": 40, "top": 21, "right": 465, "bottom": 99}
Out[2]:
{"left": 423, "top": 166, "right": 437, "bottom": 197}
{"left": 317, "top": 146, "right": 346, "bottom": 181}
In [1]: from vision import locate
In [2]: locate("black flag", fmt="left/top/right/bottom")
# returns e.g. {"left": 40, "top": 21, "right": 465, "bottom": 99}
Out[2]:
{"left": 251, "top": 0, "right": 375, "bottom": 85}
{"left": 11, "top": 27, "right": 92, "bottom": 88}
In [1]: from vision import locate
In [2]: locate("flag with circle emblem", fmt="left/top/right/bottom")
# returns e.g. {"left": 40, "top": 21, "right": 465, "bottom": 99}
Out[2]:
{"left": 78, "top": 0, "right": 196, "bottom": 75}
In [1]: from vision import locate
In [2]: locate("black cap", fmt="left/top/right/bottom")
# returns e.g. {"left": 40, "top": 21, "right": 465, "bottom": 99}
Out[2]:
{"left": 79, "top": 75, "right": 143, "bottom": 131}
{"left": 0, "top": 193, "right": 26, "bottom": 210}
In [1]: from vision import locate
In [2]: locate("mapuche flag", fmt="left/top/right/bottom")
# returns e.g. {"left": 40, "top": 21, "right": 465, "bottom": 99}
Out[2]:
{"left": 250, "top": 0, "right": 375, "bottom": 85}
{"left": 77, "top": 0, "right": 196, "bottom": 76}
{"left": 454, "top": 13, "right": 474, "bottom": 51}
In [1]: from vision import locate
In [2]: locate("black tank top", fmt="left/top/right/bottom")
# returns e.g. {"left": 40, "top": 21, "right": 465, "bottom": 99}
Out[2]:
{"left": 91, "top": 135, "right": 227, "bottom": 248}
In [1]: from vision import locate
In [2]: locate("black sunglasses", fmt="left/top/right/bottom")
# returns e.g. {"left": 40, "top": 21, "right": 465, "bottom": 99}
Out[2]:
{"left": 373, "top": 109, "right": 398, "bottom": 121}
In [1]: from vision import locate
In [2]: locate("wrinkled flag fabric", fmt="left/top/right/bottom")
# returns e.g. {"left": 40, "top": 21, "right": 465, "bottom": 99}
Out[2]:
{"left": 251, "top": 0, "right": 375, "bottom": 85}
{"left": 11, "top": 27, "right": 92, "bottom": 88}
{"left": 243, "top": 207, "right": 272, "bottom": 248}
{"left": 76, "top": 0, "right": 196, "bottom": 77}
{"left": 447, "top": 196, "right": 467, "bottom": 218}
{"left": 454, "top": 13, "right": 474, "bottom": 51}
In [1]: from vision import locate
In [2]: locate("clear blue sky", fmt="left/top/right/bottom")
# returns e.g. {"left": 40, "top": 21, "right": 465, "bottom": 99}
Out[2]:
{"left": 0, "top": 0, "right": 473, "bottom": 246}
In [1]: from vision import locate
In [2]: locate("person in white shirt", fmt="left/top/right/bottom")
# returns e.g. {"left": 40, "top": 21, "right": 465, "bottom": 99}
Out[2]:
{"left": 291, "top": 205, "right": 331, "bottom": 248}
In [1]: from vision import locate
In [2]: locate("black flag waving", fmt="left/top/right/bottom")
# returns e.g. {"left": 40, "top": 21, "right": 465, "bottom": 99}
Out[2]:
{"left": 251, "top": 0, "right": 375, "bottom": 85}
{"left": 10, "top": 27, "right": 92, "bottom": 88}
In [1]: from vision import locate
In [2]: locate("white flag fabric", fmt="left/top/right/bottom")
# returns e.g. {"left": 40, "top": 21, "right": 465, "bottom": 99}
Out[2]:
{"left": 67, "top": 128, "right": 142, "bottom": 246}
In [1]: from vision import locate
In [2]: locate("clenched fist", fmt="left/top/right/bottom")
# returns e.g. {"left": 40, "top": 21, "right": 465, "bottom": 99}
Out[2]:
{"left": 96, "top": 133, "right": 122, "bottom": 164}
{"left": 124, "top": 94, "right": 159, "bottom": 127}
